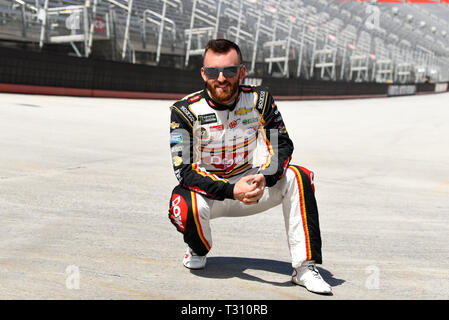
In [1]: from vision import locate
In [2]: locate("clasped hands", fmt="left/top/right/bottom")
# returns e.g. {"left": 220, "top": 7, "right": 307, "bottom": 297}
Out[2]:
{"left": 233, "top": 174, "right": 266, "bottom": 205}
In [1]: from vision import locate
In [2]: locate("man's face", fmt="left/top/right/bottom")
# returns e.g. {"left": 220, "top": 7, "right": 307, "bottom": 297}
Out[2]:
{"left": 201, "top": 49, "right": 246, "bottom": 105}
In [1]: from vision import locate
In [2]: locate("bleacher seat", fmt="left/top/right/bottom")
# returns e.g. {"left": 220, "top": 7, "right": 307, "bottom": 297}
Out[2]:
{"left": 1, "top": 0, "right": 448, "bottom": 82}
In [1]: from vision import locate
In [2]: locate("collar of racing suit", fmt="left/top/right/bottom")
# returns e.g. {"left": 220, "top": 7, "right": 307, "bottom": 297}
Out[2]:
{"left": 203, "top": 84, "right": 241, "bottom": 111}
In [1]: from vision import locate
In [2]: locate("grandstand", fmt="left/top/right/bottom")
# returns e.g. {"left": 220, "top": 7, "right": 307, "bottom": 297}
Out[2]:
{"left": 1, "top": 0, "right": 449, "bottom": 83}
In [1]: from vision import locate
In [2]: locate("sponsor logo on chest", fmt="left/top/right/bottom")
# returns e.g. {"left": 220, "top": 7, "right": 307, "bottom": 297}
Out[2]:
{"left": 198, "top": 113, "right": 218, "bottom": 125}
{"left": 203, "top": 150, "right": 249, "bottom": 169}
{"left": 209, "top": 124, "right": 224, "bottom": 132}
{"left": 228, "top": 120, "right": 239, "bottom": 129}
{"left": 235, "top": 108, "right": 251, "bottom": 116}
{"left": 242, "top": 118, "right": 258, "bottom": 125}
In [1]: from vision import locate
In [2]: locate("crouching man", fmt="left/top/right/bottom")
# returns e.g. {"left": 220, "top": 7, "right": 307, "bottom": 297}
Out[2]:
{"left": 168, "top": 39, "right": 332, "bottom": 294}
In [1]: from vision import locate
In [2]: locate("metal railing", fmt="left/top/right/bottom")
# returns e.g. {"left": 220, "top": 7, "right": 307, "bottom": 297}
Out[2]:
{"left": 1, "top": 0, "right": 448, "bottom": 82}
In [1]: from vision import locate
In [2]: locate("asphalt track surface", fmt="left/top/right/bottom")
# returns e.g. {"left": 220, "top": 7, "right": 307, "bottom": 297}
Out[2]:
{"left": 0, "top": 92, "right": 448, "bottom": 300}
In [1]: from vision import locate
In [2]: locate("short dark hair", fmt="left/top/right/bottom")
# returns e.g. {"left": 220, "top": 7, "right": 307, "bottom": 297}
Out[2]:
{"left": 203, "top": 39, "right": 243, "bottom": 64}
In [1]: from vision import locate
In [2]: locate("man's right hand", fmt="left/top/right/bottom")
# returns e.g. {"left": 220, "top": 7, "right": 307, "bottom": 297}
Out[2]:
{"left": 233, "top": 175, "right": 258, "bottom": 204}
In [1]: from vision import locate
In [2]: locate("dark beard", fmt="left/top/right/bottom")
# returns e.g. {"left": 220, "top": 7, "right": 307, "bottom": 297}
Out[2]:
{"left": 206, "top": 79, "right": 239, "bottom": 105}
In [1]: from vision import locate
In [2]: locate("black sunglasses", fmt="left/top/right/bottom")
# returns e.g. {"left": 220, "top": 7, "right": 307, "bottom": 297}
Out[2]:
{"left": 203, "top": 64, "right": 242, "bottom": 79}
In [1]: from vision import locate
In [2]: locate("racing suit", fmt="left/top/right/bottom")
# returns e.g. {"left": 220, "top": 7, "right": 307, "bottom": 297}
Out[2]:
{"left": 168, "top": 85, "right": 323, "bottom": 267}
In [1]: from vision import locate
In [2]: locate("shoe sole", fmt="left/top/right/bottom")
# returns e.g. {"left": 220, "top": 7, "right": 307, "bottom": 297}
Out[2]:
{"left": 291, "top": 279, "right": 332, "bottom": 295}
{"left": 183, "top": 258, "right": 207, "bottom": 270}
{"left": 183, "top": 263, "right": 206, "bottom": 270}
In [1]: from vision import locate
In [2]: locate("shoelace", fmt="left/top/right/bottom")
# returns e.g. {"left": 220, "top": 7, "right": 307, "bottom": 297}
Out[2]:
{"left": 191, "top": 250, "right": 200, "bottom": 257}
{"left": 308, "top": 265, "right": 322, "bottom": 279}
{"left": 190, "top": 250, "right": 203, "bottom": 257}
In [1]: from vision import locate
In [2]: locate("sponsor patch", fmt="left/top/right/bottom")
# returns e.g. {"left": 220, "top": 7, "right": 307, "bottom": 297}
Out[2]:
{"left": 171, "top": 145, "right": 183, "bottom": 153}
{"left": 170, "top": 194, "right": 188, "bottom": 231}
{"left": 200, "top": 127, "right": 208, "bottom": 138}
{"left": 241, "top": 86, "right": 253, "bottom": 91}
{"left": 246, "top": 126, "right": 258, "bottom": 135}
{"left": 198, "top": 113, "right": 217, "bottom": 124}
{"left": 210, "top": 124, "right": 224, "bottom": 132}
{"left": 203, "top": 150, "right": 248, "bottom": 170}
{"left": 174, "top": 169, "right": 182, "bottom": 182}
{"left": 274, "top": 116, "right": 283, "bottom": 123}
{"left": 173, "top": 156, "right": 183, "bottom": 166}
{"left": 229, "top": 120, "right": 239, "bottom": 129}
{"left": 278, "top": 125, "right": 287, "bottom": 134}
{"left": 256, "top": 90, "right": 266, "bottom": 113}
{"left": 170, "top": 132, "right": 183, "bottom": 143}
{"left": 179, "top": 105, "right": 196, "bottom": 123}
{"left": 188, "top": 94, "right": 201, "bottom": 102}
{"left": 170, "top": 122, "right": 180, "bottom": 129}
{"left": 195, "top": 127, "right": 210, "bottom": 142}
{"left": 235, "top": 108, "right": 251, "bottom": 116}
{"left": 243, "top": 118, "right": 258, "bottom": 125}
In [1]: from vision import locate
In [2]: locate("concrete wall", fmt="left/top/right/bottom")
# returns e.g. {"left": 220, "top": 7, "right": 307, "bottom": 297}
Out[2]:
{"left": 0, "top": 46, "right": 447, "bottom": 100}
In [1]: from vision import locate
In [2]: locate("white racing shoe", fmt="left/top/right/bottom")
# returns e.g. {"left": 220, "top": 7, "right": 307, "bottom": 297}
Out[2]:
{"left": 291, "top": 261, "right": 332, "bottom": 294}
{"left": 182, "top": 247, "right": 207, "bottom": 270}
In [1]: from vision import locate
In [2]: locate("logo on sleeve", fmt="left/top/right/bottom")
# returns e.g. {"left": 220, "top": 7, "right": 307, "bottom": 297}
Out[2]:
{"left": 170, "top": 132, "right": 183, "bottom": 143}
{"left": 256, "top": 91, "right": 266, "bottom": 113}
{"left": 173, "top": 156, "right": 183, "bottom": 166}
{"left": 179, "top": 105, "right": 196, "bottom": 123}
{"left": 278, "top": 125, "right": 287, "bottom": 134}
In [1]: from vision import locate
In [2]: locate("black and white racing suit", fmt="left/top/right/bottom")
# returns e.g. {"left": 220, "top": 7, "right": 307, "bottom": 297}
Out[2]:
{"left": 168, "top": 85, "right": 323, "bottom": 267}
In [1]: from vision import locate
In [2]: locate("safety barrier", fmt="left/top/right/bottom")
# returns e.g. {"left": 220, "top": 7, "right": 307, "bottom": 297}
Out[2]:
{"left": 0, "top": 46, "right": 447, "bottom": 100}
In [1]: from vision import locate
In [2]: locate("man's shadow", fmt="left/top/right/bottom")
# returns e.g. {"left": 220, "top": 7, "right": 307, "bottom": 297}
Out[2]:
{"left": 190, "top": 256, "right": 345, "bottom": 291}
